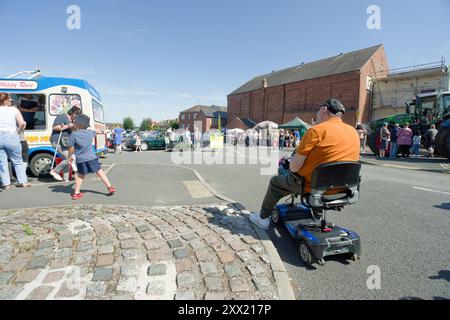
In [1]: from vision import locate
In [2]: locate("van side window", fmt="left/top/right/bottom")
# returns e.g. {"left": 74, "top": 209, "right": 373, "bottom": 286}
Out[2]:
{"left": 11, "top": 94, "right": 46, "bottom": 131}
{"left": 49, "top": 94, "right": 82, "bottom": 115}
{"left": 92, "top": 99, "right": 105, "bottom": 123}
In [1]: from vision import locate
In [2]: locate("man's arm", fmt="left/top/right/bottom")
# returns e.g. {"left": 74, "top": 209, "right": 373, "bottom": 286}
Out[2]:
{"left": 289, "top": 128, "right": 319, "bottom": 173}
{"left": 52, "top": 116, "right": 74, "bottom": 131}
{"left": 67, "top": 134, "right": 76, "bottom": 159}
{"left": 15, "top": 111, "right": 26, "bottom": 131}
{"left": 67, "top": 146, "right": 75, "bottom": 159}
{"left": 18, "top": 106, "right": 39, "bottom": 112}
{"left": 53, "top": 123, "right": 70, "bottom": 131}
{"left": 289, "top": 153, "right": 307, "bottom": 173}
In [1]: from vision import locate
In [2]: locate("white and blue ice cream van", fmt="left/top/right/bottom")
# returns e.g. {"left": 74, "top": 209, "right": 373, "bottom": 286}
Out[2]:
{"left": 0, "top": 71, "right": 107, "bottom": 177}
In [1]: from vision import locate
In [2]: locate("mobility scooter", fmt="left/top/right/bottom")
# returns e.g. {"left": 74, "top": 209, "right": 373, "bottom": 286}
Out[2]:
{"left": 274, "top": 158, "right": 362, "bottom": 266}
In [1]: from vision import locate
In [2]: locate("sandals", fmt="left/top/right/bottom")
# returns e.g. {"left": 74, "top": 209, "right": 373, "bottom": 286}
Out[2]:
{"left": 17, "top": 183, "right": 32, "bottom": 188}
{"left": 71, "top": 192, "right": 84, "bottom": 200}
{"left": 71, "top": 187, "right": 114, "bottom": 200}
{"left": 107, "top": 186, "right": 116, "bottom": 195}
{"left": 1, "top": 185, "right": 11, "bottom": 190}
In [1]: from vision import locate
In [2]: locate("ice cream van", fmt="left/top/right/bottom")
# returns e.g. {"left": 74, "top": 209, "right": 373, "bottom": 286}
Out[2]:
{"left": 0, "top": 70, "right": 107, "bottom": 177}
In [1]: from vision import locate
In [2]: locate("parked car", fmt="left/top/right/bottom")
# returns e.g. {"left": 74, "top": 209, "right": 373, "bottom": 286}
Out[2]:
{"left": 165, "top": 130, "right": 193, "bottom": 152}
{"left": 128, "top": 131, "right": 166, "bottom": 151}
{"left": 121, "top": 133, "right": 135, "bottom": 150}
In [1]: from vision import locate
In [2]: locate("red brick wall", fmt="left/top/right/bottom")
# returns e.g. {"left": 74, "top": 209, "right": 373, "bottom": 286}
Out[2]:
{"left": 228, "top": 47, "right": 389, "bottom": 126}
{"left": 359, "top": 46, "right": 389, "bottom": 124}
{"left": 179, "top": 111, "right": 207, "bottom": 132}
{"left": 228, "top": 71, "right": 361, "bottom": 126}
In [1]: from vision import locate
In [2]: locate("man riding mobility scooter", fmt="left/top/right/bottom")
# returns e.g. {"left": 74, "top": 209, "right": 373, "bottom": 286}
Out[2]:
{"left": 274, "top": 157, "right": 362, "bottom": 266}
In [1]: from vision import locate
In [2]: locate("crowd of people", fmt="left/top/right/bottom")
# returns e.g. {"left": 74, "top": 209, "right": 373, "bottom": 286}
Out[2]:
{"left": 278, "top": 129, "right": 302, "bottom": 150}
{"left": 228, "top": 128, "right": 305, "bottom": 150}
{"left": 377, "top": 122, "right": 439, "bottom": 159}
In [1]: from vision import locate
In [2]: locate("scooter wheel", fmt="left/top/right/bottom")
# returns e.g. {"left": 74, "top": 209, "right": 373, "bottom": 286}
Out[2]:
{"left": 299, "top": 241, "right": 314, "bottom": 266}
{"left": 271, "top": 210, "right": 282, "bottom": 226}
{"left": 351, "top": 253, "right": 360, "bottom": 261}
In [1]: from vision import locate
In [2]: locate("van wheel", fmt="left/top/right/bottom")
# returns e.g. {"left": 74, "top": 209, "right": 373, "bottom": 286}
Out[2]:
{"left": 30, "top": 154, "right": 53, "bottom": 177}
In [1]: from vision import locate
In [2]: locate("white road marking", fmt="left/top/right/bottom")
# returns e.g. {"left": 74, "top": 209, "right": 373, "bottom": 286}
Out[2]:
{"left": 382, "top": 164, "right": 421, "bottom": 170}
{"left": 440, "top": 163, "right": 449, "bottom": 170}
{"left": 413, "top": 187, "right": 450, "bottom": 196}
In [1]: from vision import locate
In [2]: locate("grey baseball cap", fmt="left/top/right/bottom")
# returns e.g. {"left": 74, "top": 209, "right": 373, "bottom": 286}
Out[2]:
{"left": 74, "top": 114, "right": 90, "bottom": 128}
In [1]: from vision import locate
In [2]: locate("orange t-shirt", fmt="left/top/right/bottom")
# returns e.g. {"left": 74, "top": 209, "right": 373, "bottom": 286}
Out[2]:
{"left": 296, "top": 117, "right": 360, "bottom": 192}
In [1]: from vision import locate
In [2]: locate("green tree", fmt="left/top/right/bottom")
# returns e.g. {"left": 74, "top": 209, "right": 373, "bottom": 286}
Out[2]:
{"left": 123, "top": 117, "right": 135, "bottom": 131}
{"left": 170, "top": 120, "right": 179, "bottom": 129}
{"left": 140, "top": 118, "right": 154, "bottom": 131}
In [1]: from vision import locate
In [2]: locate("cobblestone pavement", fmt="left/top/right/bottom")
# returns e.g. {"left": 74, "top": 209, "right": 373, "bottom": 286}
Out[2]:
{"left": 0, "top": 204, "right": 282, "bottom": 300}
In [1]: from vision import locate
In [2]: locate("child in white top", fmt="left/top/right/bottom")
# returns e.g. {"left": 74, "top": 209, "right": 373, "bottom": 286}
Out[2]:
{"left": 135, "top": 134, "right": 142, "bottom": 152}
{"left": 411, "top": 132, "right": 422, "bottom": 158}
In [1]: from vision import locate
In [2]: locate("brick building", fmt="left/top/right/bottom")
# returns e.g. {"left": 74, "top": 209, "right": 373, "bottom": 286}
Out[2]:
{"left": 227, "top": 45, "right": 389, "bottom": 126}
{"left": 178, "top": 105, "right": 227, "bottom": 132}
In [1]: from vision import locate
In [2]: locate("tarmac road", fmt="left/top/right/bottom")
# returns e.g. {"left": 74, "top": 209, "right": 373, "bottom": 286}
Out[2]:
{"left": 1, "top": 147, "right": 449, "bottom": 300}
{"left": 181, "top": 147, "right": 450, "bottom": 300}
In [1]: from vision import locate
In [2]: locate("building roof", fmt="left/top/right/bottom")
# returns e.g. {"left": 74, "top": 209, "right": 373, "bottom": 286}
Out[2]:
{"left": 180, "top": 105, "right": 227, "bottom": 118}
{"left": 229, "top": 45, "right": 384, "bottom": 95}
{"left": 226, "top": 117, "right": 254, "bottom": 130}
{"left": 213, "top": 111, "right": 228, "bottom": 119}
{"left": 242, "top": 118, "right": 256, "bottom": 128}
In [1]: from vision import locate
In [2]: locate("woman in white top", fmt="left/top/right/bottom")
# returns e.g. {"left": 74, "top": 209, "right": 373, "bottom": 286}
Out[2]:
{"left": 0, "top": 93, "right": 30, "bottom": 189}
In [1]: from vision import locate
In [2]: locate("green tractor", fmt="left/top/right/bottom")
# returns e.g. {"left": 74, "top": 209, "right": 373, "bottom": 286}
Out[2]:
{"left": 368, "top": 91, "right": 450, "bottom": 158}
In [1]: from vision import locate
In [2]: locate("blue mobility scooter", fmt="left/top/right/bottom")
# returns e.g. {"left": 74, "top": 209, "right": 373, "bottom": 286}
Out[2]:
{"left": 273, "top": 160, "right": 362, "bottom": 266}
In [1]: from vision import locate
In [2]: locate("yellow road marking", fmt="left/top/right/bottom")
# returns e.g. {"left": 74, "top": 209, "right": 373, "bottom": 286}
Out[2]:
{"left": 182, "top": 180, "right": 214, "bottom": 199}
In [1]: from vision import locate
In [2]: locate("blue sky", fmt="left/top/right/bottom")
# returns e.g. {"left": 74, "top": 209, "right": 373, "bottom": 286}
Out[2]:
{"left": 1, "top": 0, "right": 449, "bottom": 123}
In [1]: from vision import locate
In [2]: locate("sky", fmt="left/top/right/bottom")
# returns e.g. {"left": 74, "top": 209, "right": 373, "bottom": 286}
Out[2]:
{"left": 0, "top": 0, "right": 449, "bottom": 124}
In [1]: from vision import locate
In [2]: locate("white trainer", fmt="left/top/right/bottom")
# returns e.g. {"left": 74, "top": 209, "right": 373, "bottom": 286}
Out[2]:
{"left": 249, "top": 212, "right": 270, "bottom": 230}
{"left": 49, "top": 170, "right": 63, "bottom": 181}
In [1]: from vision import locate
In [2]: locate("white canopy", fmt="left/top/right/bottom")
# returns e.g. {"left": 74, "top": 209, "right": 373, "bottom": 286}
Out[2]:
{"left": 253, "top": 121, "right": 278, "bottom": 130}
{"left": 227, "top": 128, "right": 245, "bottom": 134}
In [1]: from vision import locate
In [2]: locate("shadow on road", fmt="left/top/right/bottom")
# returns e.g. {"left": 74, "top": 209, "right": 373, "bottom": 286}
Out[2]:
{"left": 400, "top": 296, "right": 449, "bottom": 301}
{"left": 201, "top": 205, "right": 260, "bottom": 239}
{"left": 268, "top": 224, "right": 353, "bottom": 271}
{"left": 429, "top": 270, "right": 450, "bottom": 282}
{"left": 433, "top": 203, "right": 450, "bottom": 211}
{"left": 362, "top": 154, "right": 448, "bottom": 164}
{"left": 48, "top": 185, "right": 112, "bottom": 197}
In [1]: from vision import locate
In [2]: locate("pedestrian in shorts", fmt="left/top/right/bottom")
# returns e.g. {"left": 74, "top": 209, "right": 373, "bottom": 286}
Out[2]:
{"left": 68, "top": 114, "right": 116, "bottom": 200}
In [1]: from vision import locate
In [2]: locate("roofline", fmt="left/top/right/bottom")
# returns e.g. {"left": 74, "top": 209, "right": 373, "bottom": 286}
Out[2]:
{"left": 179, "top": 105, "right": 227, "bottom": 114}
{"left": 227, "top": 69, "right": 362, "bottom": 97}
{"left": 228, "top": 44, "right": 384, "bottom": 96}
